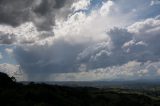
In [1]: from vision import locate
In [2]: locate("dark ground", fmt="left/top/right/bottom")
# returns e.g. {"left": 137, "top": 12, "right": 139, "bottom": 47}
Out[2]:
{"left": 1, "top": 72, "right": 160, "bottom": 106}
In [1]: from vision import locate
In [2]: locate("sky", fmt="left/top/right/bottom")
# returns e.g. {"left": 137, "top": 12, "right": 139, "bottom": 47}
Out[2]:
{"left": 0, "top": 0, "right": 160, "bottom": 81}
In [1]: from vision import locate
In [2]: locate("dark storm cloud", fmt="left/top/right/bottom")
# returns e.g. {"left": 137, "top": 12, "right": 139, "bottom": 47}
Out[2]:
{"left": 0, "top": 32, "right": 16, "bottom": 44}
{"left": 14, "top": 39, "right": 85, "bottom": 80}
{"left": 0, "top": 0, "right": 32, "bottom": 26}
{"left": 0, "top": 0, "right": 74, "bottom": 31}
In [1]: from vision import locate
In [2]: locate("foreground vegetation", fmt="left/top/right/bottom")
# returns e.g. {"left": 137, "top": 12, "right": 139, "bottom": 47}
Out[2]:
{"left": 1, "top": 72, "right": 160, "bottom": 106}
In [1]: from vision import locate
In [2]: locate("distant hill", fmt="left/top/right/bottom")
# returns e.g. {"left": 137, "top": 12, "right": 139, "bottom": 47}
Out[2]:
{"left": 1, "top": 72, "right": 160, "bottom": 106}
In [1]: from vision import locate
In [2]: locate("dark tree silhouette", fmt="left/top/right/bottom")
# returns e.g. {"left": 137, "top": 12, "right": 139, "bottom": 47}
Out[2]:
{"left": 0, "top": 72, "right": 14, "bottom": 87}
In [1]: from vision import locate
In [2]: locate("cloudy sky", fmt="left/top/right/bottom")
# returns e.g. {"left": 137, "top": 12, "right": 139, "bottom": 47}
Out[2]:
{"left": 0, "top": 0, "right": 160, "bottom": 81}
